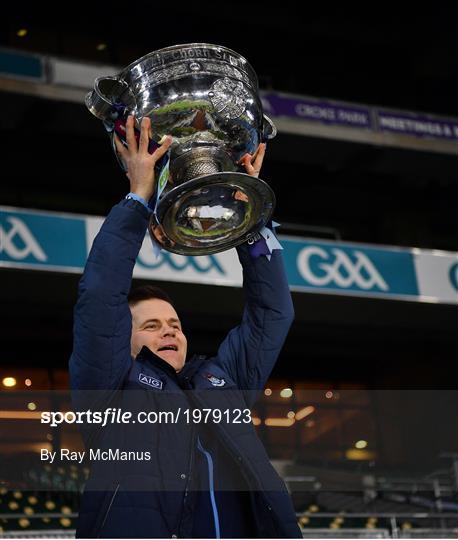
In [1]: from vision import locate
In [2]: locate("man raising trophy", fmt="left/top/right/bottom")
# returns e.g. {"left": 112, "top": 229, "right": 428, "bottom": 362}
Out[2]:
{"left": 70, "top": 43, "right": 301, "bottom": 538}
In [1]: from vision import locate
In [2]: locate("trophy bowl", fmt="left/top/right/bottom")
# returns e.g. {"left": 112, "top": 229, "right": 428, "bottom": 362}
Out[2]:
{"left": 86, "top": 43, "right": 277, "bottom": 255}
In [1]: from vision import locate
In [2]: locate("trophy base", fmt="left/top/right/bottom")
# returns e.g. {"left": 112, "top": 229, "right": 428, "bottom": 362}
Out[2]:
{"left": 149, "top": 172, "right": 275, "bottom": 256}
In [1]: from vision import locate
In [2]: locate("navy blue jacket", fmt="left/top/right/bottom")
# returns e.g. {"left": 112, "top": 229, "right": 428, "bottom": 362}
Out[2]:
{"left": 69, "top": 198, "right": 301, "bottom": 538}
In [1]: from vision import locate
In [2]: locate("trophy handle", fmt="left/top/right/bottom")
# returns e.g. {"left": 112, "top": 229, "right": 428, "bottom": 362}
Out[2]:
{"left": 262, "top": 114, "right": 277, "bottom": 141}
{"left": 85, "top": 76, "right": 135, "bottom": 121}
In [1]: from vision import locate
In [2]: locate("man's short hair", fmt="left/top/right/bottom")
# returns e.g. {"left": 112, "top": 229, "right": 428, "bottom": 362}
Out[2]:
{"left": 128, "top": 285, "right": 174, "bottom": 308}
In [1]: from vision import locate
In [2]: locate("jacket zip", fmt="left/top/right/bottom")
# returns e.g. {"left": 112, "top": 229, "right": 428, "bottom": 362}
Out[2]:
{"left": 197, "top": 436, "right": 221, "bottom": 539}
{"left": 190, "top": 392, "right": 282, "bottom": 536}
{"left": 97, "top": 483, "right": 120, "bottom": 538}
{"left": 177, "top": 423, "right": 197, "bottom": 536}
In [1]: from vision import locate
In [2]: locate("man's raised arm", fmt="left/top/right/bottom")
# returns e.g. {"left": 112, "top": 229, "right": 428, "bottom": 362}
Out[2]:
{"left": 217, "top": 239, "right": 294, "bottom": 397}
{"left": 216, "top": 146, "right": 295, "bottom": 397}
{"left": 69, "top": 116, "right": 171, "bottom": 391}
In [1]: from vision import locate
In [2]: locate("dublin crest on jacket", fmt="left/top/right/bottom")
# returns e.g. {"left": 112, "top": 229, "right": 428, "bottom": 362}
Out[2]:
{"left": 205, "top": 373, "right": 226, "bottom": 387}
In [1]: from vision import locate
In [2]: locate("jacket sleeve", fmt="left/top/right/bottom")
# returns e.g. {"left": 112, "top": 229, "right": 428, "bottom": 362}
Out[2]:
{"left": 69, "top": 198, "right": 149, "bottom": 391}
{"left": 216, "top": 241, "right": 294, "bottom": 397}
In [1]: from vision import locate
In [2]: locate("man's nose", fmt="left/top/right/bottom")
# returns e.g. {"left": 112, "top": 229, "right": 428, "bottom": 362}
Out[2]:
{"left": 161, "top": 325, "right": 176, "bottom": 337}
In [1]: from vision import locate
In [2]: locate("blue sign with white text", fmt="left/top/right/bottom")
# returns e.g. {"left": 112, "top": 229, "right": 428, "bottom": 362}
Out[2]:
{"left": 1, "top": 206, "right": 456, "bottom": 304}
{"left": 0, "top": 209, "right": 87, "bottom": 269}
{"left": 282, "top": 239, "right": 419, "bottom": 297}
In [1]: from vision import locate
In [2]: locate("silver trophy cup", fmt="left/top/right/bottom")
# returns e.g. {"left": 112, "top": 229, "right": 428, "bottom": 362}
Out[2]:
{"left": 86, "top": 43, "right": 277, "bottom": 255}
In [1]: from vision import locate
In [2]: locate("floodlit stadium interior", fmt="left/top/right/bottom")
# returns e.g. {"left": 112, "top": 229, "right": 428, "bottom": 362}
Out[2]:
{"left": 1, "top": 4, "right": 458, "bottom": 539}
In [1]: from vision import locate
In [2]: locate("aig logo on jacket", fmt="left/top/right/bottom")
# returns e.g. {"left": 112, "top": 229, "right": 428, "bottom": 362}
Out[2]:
{"left": 139, "top": 373, "right": 163, "bottom": 390}
{"left": 205, "top": 373, "right": 226, "bottom": 387}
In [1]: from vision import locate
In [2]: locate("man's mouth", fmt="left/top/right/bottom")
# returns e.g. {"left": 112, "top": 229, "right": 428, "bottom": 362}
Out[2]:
{"left": 157, "top": 345, "right": 178, "bottom": 352}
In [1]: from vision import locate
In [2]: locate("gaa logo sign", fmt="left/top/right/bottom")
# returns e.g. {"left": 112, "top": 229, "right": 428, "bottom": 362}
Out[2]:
{"left": 138, "top": 247, "right": 225, "bottom": 275}
{"left": 0, "top": 216, "right": 47, "bottom": 262}
{"left": 449, "top": 262, "right": 458, "bottom": 292}
{"left": 297, "top": 246, "right": 388, "bottom": 291}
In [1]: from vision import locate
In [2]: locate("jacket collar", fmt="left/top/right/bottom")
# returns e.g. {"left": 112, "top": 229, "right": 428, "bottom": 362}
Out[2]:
{"left": 137, "top": 346, "right": 207, "bottom": 381}
{"left": 137, "top": 346, "right": 179, "bottom": 378}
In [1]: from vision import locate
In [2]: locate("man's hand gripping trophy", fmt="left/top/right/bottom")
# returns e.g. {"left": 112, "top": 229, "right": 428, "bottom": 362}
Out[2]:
{"left": 114, "top": 114, "right": 267, "bottom": 203}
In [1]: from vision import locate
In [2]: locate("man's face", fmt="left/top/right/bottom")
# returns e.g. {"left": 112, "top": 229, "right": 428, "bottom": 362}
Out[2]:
{"left": 130, "top": 298, "right": 187, "bottom": 372}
